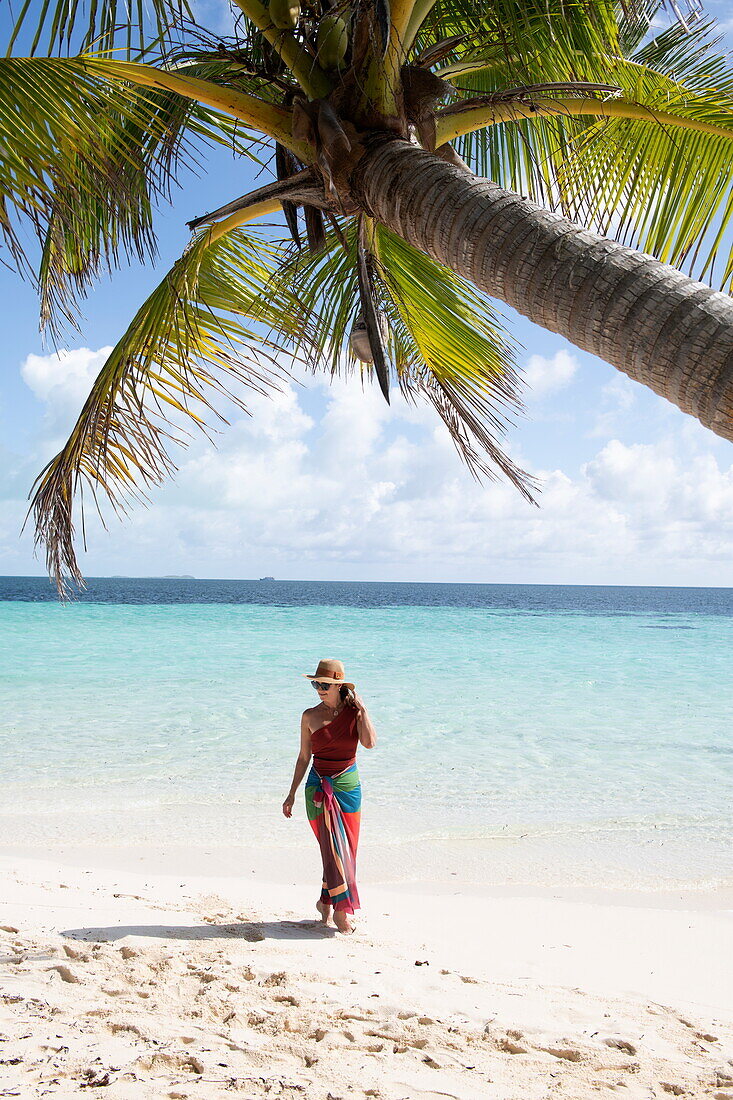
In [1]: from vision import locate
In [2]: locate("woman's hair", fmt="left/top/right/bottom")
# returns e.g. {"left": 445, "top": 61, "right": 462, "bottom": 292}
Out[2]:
{"left": 339, "top": 684, "right": 357, "bottom": 707}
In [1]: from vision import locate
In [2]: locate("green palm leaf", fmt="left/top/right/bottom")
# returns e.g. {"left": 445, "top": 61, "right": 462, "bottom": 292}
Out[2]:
{"left": 266, "top": 219, "right": 535, "bottom": 498}
{"left": 27, "top": 226, "right": 308, "bottom": 595}
{"left": 267, "top": 224, "right": 359, "bottom": 377}
{"left": 551, "top": 18, "right": 733, "bottom": 285}
{"left": 431, "top": 7, "right": 733, "bottom": 287}
{"left": 413, "top": 0, "right": 622, "bottom": 81}
{"left": 0, "top": 57, "right": 263, "bottom": 332}
{"left": 6, "top": 0, "right": 191, "bottom": 59}
{"left": 372, "top": 224, "right": 535, "bottom": 498}
{"left": 410, "top": 3, "right": 634, "bottom": 211}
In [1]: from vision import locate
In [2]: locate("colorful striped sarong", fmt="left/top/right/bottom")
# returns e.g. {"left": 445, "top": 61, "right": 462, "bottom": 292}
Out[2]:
{"left": 305, "top": 762, "right": 361, "bottom": 914}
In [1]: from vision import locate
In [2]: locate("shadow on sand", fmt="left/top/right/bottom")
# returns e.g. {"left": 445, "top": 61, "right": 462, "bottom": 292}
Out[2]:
{"left": 60, "top": 919, "right": 336, "bottom": 943}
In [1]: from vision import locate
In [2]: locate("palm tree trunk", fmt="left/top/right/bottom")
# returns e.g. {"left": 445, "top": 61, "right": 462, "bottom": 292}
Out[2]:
{"left": 351, "top": 136, "right": 733, "bottom": 442}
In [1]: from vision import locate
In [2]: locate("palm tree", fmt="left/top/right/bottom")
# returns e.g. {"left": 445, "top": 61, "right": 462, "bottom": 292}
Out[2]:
{"left": 4, "top": 0, "right": 733, "bottom": 593}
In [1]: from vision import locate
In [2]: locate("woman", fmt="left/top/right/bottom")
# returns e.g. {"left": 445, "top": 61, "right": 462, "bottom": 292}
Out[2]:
{"left": 282, "top": 658, "right": 377, "bottom": 934}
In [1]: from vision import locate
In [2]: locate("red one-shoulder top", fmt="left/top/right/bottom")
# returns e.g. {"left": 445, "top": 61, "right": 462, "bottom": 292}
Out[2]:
{"left": 311, "top": 706, "right": 359, "bottom": 777}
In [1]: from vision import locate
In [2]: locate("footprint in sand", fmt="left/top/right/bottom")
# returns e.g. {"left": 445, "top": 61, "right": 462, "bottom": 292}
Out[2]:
{"left": 263, "top": 971, "right": 287, "bottom": 987}
{"left": 136, "top": 1051, "right": 204, "bottom": 1075}
{"left": 496, "top": 1036, "right": 528, "bottom": 1055}
{"left": 678, "top": 1017, "right": 719, "bottom": 1043}
{"left": 63, "top": 944, "right": 89, "bottom": 961}
{"left": 192, "top": 970, "right": 220, "bottom": 985}
{"left": 107, "top": 1021, "right": 146, "bottom": 1040}
{"left": 486, "top": 1026, "right": 528, "bottom": 1055}
{"left": 47, "top": 964, "right": 81, "bottom": 984}
{"left": 604, "top": 1037, "right": 638, "bottom": 1056}
{"left": 242, "top": 926, "right": 265, "bottom": 942}
{"left": 538, "top": 1044, "right": 584, "bottom": 1062}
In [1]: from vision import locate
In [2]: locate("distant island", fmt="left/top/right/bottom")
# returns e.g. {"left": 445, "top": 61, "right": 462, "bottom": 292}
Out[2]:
{"left": 259, "top": 576, "right": 275, "bottom": 581}
{"left": 107, "top": 575, "right": 196, "bottom": 579}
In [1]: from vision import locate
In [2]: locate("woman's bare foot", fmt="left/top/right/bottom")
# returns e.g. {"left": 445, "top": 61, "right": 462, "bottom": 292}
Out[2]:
{"left": 316, "top": 899, "right": 332, "bottom": 924}
{"left": 333, "top": 910, "right": 355, "bottom": 934}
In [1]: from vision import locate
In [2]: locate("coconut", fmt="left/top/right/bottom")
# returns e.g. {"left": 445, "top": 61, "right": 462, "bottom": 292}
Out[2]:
{"left": 350, "top": 309, "right": 389, "bottom": 362}
{"left": 269, "top": 0, "right": 300, "bottom": 30}
{"left": 316, "top": 13, "right": 349, "bottom": 70}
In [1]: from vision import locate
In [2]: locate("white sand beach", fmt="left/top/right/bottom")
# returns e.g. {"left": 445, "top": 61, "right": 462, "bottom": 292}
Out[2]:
{"left": 1, "top": 846, "right": 731, "bottom": 1099}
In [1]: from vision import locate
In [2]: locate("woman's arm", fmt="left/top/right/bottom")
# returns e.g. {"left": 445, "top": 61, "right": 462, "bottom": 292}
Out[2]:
{"left": 282, "top": 712, "right": 313, "bottom": 818}
{"left": 353, "top": 694, "right": 377, "bottom": 748}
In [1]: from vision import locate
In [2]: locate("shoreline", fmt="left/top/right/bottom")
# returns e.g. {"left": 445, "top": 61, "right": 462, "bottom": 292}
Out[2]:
{"left": 2, "top": 838, "right": 732, "bottom": 911}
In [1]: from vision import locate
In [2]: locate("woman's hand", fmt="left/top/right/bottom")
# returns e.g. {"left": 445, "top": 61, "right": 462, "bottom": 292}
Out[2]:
{"left": 282, "top": 794, "right": 295, "bottom": 818}
{"left": 351, "top": 692, "right": 365, "bottom": 718}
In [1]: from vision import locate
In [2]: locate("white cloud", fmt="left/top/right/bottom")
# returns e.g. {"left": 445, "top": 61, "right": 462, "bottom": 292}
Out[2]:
{"left": 589, "top": 375, "right": 637, "bottom": 438}
{"left": 603, "top": 375, "right": 636, "bottom": 411}
{"left": 523, "top": 350, "right": 579, "bottom": 398}
{"left": 76, "top": 377, "right": 733, "bottom": 581}
{"left": 5, "top": 346, "right": 733, "bottom": 584}
{"left": 21, "top": 346, "right": 112, "bottom": 412}
{"left": 584, "top": 439, "right": 677, "bottom": 506}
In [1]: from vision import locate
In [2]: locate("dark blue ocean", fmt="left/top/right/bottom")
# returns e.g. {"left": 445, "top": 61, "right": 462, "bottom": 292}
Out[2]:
{"left": 2, "top": 575, "right": 732, "bottom": 614}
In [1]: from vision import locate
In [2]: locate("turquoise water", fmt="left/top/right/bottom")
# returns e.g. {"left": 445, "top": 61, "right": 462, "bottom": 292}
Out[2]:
{"left": 1, "top": 580, "right": 732, "bottom": 890}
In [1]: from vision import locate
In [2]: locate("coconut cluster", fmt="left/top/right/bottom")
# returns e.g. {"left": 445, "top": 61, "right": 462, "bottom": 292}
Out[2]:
{"left": 268, "top": 0, "right": 349, "bottom": 71}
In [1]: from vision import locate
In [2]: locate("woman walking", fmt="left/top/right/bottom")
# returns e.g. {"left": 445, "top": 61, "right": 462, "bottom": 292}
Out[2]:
{"left": 282, "top": 659, "right": 377, "bottom": 934}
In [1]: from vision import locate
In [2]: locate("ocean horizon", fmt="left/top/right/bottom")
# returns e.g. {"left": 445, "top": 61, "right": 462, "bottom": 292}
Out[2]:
{"left": 2, "top": 576, "right": 732, "bottom": 892}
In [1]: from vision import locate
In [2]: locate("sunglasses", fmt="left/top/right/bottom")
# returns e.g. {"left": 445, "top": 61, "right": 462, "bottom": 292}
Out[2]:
{"left": 312, "top": 680, "right": 336, "bottom": 691}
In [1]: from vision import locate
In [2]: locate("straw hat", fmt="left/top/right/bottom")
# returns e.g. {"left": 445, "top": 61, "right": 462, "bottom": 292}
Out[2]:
{"left": 302, "top": 658, "right": 355, "bottom": 689}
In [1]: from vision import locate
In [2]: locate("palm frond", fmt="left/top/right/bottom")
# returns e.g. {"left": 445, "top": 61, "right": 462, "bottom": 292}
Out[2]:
{"left": 406, "top": 1, "right": 631, "bottom": 208}
{"left": 166, "top": 32, "right": 302, "bottom": 106}
{"left": 6, "top": 0, "right": 191, "bottom": 59}
{"left": 617, "top": 0, "right": 659, "bottom": 56}
{"left": 411, "top": 0, "right": 622, "bottom": 81}
{"left": 427, "top": 10, "right": 733, "bottom": 289}
{"left": 27, "top": 226, "right": 308, "bottom": 596}
{"left": 0, "top": 57, "right": 264, "bottom": 333}
{"left": 372, "top": 224, "right": 535, "bottom": 498}
{"left": 266, "top": 218, "right": 535, "bottom": 498}
{"left": 266, "top": 222, "right": 360, "bottom": 375}
{"left": 550, "top": 19, "right": 733, "bottom": 287}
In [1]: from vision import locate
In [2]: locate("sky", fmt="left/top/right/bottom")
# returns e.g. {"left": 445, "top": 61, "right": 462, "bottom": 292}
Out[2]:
{"left": 2, "top": 2, "right": 733, "bottom": 586}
